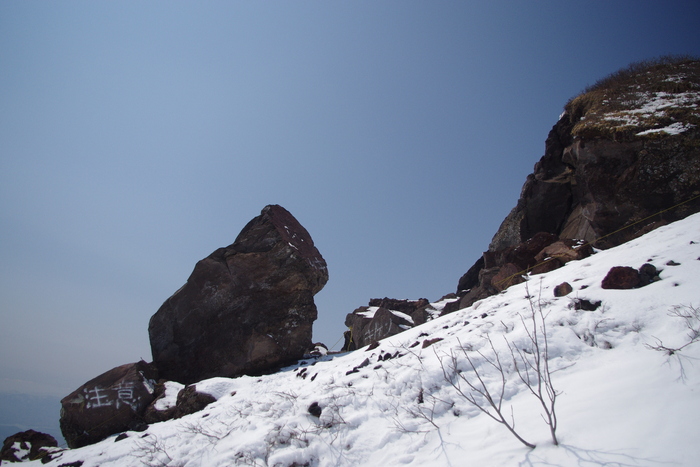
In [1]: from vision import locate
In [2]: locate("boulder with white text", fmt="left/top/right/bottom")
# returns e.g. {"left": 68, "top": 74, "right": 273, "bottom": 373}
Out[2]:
{"left": 342, "top": 298, "right": 429, "bottom": 350}
{"left": 59, "top": 361, "right": 158, "bottom": 448}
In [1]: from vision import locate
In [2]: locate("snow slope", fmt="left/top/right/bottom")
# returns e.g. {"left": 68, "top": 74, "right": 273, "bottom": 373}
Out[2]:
{"left": 28, "top": 213, "right": 700, "bottom": 467}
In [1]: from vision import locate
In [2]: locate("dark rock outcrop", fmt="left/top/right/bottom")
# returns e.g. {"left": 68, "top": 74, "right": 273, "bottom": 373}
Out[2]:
{"left": 342, "top": 298, "right": 429, "bottom": 350}
{"left": 1, "top": 430, "right": 58, "bottom": 464}
{"left": 455, "top": 58, "right": 700, "bottom": 310}
{"left": 335, "top": 59, "right": 699, "bottom": 350}
{"left": 492, "top": 60, "right": 700, "bottom": 251}
{"left": 60, "top": 361, "right": 158, "bottom": 448}
{"left": 149, "top": 205, "right": 328, "bottom": 385}
{"left": 491, "top": 126, "right": 699, "bottom": 252}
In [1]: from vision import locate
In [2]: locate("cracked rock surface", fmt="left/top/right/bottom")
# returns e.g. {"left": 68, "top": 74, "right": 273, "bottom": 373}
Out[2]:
{"left": 149, "top": 205, "right": 328, "bottom": 384}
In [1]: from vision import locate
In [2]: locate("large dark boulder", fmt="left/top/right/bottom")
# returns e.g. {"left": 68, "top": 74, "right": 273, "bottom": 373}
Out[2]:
{"left": 149, "top": 205, "right": 328, "bottom": 384}
{"left": 60, "top": 361, "right": 158, "bottom": 448}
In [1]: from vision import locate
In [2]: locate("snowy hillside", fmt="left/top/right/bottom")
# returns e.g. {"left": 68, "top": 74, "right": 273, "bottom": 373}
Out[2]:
{"left": 28, "top": 214, "right": 700, "bottom": 466}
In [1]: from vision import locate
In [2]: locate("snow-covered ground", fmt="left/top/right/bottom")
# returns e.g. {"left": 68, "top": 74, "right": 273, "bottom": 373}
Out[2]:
{"left": 27, "top": 213, "right": 700, "bottom": 466}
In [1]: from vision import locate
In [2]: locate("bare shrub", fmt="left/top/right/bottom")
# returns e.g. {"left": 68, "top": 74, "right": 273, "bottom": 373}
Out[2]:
{"left": 507, "top": 288, "right": 559, "bottom": 445}
{"left": 646, "top": 304, "right": 700, "bottom": 380}
{"left": 440, "top": 334, "right": 536, "bottom": 449}
{"left": 438, "top": 283, "right": 560, "bottom": 449}
{"left": 133, "top": 434, "right": 177, "bottom": 467}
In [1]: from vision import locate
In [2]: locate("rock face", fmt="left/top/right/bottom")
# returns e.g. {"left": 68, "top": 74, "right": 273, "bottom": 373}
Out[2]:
{"left": 1, "top": 430, "right": 58, "bottom": 463}
{"left": 490, "top": 59, "right": 700, "bottom": 252}
{"left": 149, "top": 205, "right": 328, "bottom": 384}
{"left": 60, "top": 361, "right": 158, "bottom": 448}
{"left": 342, "top": 298, "right": 429, "bottom": 350}
{"left": 455, "top": 58, "right": 700, "bottom": 309}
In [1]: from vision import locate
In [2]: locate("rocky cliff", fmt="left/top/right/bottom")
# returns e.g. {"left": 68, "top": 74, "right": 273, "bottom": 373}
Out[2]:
{"left": 456, "top": 57, "right": 700, "bottom": 308}
{"left": 343, "top": 57, "right": 700, "bottom": 344}
{"left": 490, "top": 58, "right": 700, "bottom": 252}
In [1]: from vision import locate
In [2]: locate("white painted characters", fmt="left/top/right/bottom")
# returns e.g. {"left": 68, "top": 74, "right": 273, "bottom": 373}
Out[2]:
{"left": 83, "top": 382, "right": 140, "bottom": 411}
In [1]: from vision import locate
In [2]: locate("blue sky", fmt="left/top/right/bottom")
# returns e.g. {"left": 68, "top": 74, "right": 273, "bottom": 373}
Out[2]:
{"left": 1, "top": 1, "right": 699, "bottom": 399}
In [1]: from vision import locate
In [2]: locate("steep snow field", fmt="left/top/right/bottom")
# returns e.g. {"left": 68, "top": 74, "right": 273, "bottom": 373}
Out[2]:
{"left": 31, "top": 213, "right": 700, "bottom": 466}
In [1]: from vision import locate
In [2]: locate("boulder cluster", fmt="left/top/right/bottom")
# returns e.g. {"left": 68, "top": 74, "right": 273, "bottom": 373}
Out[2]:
{"left": 58, "top": 205, "right": 328, "bottom": 448}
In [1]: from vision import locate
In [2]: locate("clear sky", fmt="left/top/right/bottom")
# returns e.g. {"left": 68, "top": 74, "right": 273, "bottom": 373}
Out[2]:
{"left": 2, "top": 1, "right": 699, "bottom": 399}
